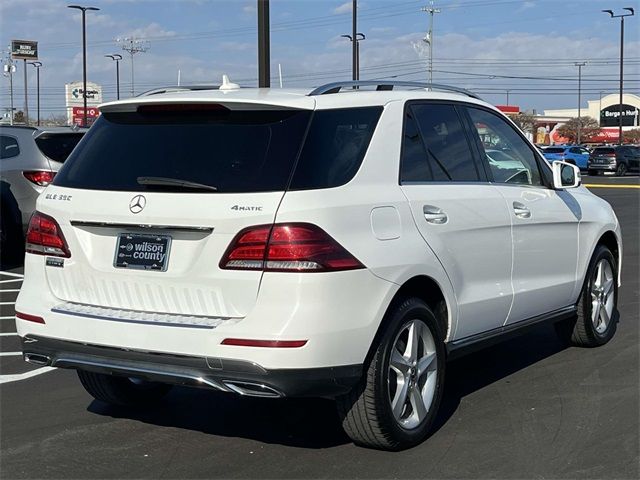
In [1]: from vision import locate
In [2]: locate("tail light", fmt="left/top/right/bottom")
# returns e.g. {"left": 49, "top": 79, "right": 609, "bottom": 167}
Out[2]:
{"left": 220, "top": 223, "right": 364, "bottom": 272}
{"left": 23, "top": 170, "right": 56, "bottom": 186}
{"left": 26, "top": 211, "right": 71, "bottom": 258}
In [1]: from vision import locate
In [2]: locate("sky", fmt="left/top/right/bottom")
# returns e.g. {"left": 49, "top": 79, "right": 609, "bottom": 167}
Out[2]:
{"left": 1, "top": 0, "right": 639, "bottom": 120}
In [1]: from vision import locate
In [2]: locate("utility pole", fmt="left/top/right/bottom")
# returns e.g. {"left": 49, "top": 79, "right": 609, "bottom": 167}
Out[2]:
{"left": 118, "top": 37, "right": 148, "bottom": 97}
{"left": 352, "top": 0, "right": 357, "bottom": 82}
{"left": 105, "top": 54, "right": 122, "bottom": 100}
{"left": 28, "top": 61, "right": 42, "bottom": 126}
{"left": 422, "top": 0, "right": 441, "bottom": 84}
{"left": 575, "top": 62, "right": 586, "bottom": 144}
{"left": 257, "top": 0, "right": 270, "bottom": 87}
{"left": 3, "top": 49, "right": 15, "bottom": 125}
{"left": 603, "top": 7, "right": 635, "bottom": 145}
{"left": 506, "top": 89, "right": 511, "bottom": 105}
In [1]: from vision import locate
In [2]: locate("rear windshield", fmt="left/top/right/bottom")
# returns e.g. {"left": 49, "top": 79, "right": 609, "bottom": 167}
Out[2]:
{"left": 544, "top": 147, "right": 566, "bottom": 153}
{"left": 593, "top": 147, "right": 615, "bottom": 154}
{"left": 54, "top": 106, "right": 382, "bottom": 193}
{"left": 35, "top": 133, "right": 84, "bottom": 163}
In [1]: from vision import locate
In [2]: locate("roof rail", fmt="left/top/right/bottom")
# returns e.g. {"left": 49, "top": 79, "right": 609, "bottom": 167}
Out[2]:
{"left": 137, "top": 85, "right": 220, "bottom": 97}
{"left": 308, "top": 81, "right": 482, "bottom": 100}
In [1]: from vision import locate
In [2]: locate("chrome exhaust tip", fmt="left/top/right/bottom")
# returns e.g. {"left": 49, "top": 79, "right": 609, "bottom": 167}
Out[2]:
{"left": 24, "top": 353, "right": 51, "bottom": 366}
{"left": 223, "top": 380, "right": 283, "bottom": 398}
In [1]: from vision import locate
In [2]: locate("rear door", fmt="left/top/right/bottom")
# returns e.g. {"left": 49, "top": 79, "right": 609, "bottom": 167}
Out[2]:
{"left": 464, "top": 105, "right": 579, "bottom": 323}
{"left": 399, "top": 102, "right": 513, "bottom": 339}
{"left": 45, "top": 104, "right": 312, "bottom": 318}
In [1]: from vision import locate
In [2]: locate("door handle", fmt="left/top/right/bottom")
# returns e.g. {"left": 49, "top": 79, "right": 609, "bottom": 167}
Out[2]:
{"left": 513, "top": 201, "right": 531, "bottom": 219}
{"left": 423, "top": 205, "right": 448, "bottom": 224}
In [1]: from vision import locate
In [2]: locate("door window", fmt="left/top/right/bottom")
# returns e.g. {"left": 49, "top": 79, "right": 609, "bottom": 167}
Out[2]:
{"left": 401, "top": 103, "right": 481, "bottom": 182}
{"left": 466, "top": 107, "right": 543, "bottom": 186}
{"left": 0, "top": 135, "right": 20, "bottom": 159}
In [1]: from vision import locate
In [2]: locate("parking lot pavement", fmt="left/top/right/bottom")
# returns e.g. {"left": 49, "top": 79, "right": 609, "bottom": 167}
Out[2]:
{"left": 0, "top": 186, "right": 638, "bottom": 479}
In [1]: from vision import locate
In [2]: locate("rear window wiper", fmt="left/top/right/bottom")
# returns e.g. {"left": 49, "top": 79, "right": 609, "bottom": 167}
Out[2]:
{"left": 137, "top": 176, "right": 218, "bottom": 192}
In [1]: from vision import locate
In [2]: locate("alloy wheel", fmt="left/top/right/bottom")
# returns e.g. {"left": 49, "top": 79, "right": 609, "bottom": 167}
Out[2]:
{"left": 590, "top": 259, "right": 615, "bottom": 334}
{"left": 388, "top": 319, "right": 438, "bottom": 430}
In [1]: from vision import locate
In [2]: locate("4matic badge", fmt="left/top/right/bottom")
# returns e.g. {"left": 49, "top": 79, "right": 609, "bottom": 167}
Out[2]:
{"left": 231, "top": 205, "right": 263, "bottom": 212}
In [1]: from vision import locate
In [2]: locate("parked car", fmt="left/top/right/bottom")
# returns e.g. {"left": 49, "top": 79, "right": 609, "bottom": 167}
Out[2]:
{"left": 543, "top": 145, "right": 590, "bottom": 170}
{"left": 16, "top": 81, "right": 622, "bottom": 451}
{"left": 588, "top": 145, "right": 640, "bottom": 176}
{"left": 0, "top": 125, "right": 84, "bottom": 257}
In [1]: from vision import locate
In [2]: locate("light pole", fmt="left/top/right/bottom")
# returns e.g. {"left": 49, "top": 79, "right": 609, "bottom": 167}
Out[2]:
{"left": 2, "top": 51, "right": 15, "bottom": 125}
{"left": 599, "top": 90, "right": 605, "bottom": 125}
{"left": 506, "top": 89, "right": 511, "bottom": 105}
{"left": 28, "top": 61, "right": 42, "bottom": 126}
{"left": 68, "top": 5, "right": 100, "bottom": 128}
{"left": 602, "top": 7, "right": 635, "bottom": 145}
{"left": 574, "top": 62, "right": 586, "bottom": 144}
{"left": 105, "top": 54, "right": 122, "bottom": 100}
{"left": 341, "top": 33, "right": 365, "bottom": 81}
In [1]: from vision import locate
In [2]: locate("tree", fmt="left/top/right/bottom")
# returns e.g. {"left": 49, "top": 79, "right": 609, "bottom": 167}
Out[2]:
{"left": 623, "top": 128, "right": 640, "bottom": 144}
{"left": 555, "top": 116, "right": 601, "bottom": 144}
{"left": 13, "top": 110, "right": 25, "bottom": 124}
{"left": 510, "top": 112, "right": 536, "bottom": 135}
{"left": 43, "top": 114, "right": 69, "bottom": 126}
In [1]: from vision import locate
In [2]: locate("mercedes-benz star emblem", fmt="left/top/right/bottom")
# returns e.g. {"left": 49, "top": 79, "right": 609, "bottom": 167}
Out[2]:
{"left": 129, "top": 195, "right": 146, "bottom": 214}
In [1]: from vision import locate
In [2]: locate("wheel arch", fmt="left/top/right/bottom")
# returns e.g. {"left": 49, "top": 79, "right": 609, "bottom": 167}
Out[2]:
{"left": 363, "top": 275, "right": 452, "bottom": 368}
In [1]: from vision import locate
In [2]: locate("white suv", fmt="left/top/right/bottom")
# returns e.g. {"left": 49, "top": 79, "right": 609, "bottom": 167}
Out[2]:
{"left": 16, "top": 81, "right": 622, "bottom": 450}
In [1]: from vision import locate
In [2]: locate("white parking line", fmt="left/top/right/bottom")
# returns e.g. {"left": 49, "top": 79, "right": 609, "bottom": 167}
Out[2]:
{"left": 0, "top": 289, "right": 20, "bottom": 293}
{"left": 0, "top": 333, "right": 17, "bottom": 337}
{"left": 0, "top": 316, "right": 16, "bottom": 320}
{"left": 0, "top": 367, "right": 56, "bottom": 384}
{"left": 0, "top": 272, "right": 24, "bottom": 278}
{"left": 0, "top": 279, "right": 23, "bottom": 284}
{"left": 0, "top": 351, "right": 22, "bottom": 357}
{"left": 0, "top": 302, "right": 16, "bottom": 306}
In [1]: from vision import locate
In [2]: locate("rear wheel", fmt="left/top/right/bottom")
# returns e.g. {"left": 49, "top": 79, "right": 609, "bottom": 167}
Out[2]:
{"left": 77, "top": 370, "right": 172, "bottom": 407}
{"left": 337, "top": 298, "right": 445, "bottom": 450}
{"left": 615, "top": 162, "right": 627, "bottom": 176}
{"left": 557, "top": 245, "right": 618, "bottom": 347}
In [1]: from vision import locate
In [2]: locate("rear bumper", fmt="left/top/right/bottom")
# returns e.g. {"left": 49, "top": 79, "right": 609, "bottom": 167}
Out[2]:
{"left": 21, "top": 334, "right": 362, "bottom": 398}
{"left": 588, "top": 163, "right": 616, "bottom": 171}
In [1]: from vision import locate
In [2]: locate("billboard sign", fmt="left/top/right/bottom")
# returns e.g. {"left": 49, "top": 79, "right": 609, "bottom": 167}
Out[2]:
{"left": 11, "top": 40, "right": 38, "bottom": 60}
{"left": 72, "top": 107, "right": 100, "bottom": 126}
{"left": 600, "top": 104, "right": 638, "bottom": 127}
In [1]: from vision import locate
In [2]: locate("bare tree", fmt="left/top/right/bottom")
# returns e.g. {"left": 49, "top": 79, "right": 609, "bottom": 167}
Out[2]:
{"left": 556, "top": 117, "right": 601, "bottom": 144}
{"left": 623, "top": 128, "right": 640, "bottom": 144}
{"left": 510, "top": 112, "right": 536, "bottom": 135}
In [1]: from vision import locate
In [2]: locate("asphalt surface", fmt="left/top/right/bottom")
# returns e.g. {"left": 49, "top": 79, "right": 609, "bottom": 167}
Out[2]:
{"left": 1, "top": 175, "right": 638, "bottom": 479}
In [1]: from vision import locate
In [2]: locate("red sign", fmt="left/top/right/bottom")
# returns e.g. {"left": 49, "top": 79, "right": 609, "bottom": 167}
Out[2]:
{"left": 72, "top": 106, "right": 99, "bottom": 126}
{"left": 496, "top": 105, "right": 520, "bottom": 114}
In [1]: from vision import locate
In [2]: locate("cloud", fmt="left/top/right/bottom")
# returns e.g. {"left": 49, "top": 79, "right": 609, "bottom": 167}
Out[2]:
{"left": 333, "top": 2, "right": 352, "bottom": 15}
{"left": 520, "top": 1, "right": 536, "bottom": 10}
{"left": 243, "top": 4, "right": 256, "bottom": 14}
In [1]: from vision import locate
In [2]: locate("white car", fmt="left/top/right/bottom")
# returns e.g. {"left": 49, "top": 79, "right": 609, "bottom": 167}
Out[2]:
{"left": 16, "top": 80, "right": 622, "bottom": 450}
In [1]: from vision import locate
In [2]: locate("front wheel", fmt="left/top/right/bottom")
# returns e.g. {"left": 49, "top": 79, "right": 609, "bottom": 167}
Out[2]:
{"left": 78, "top": 370, "right": 172, "bottom": 407}
{"left": 615, "top": 162, "right": 627, "bottom": 176}
{"left": 558, "top": 245, "right": 618, "bottom": 347}
{"left": 337, "top": 298, "right": 446, "bottom": 450}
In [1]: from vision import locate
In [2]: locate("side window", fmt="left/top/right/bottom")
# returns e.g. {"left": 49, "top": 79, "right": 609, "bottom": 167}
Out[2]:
{"left": 466, "top": 107, "right": 542, "bottom": 186}
{"left": 411, "top": 104, "right": 480, "bottom": 182}
{"left": 569, "top": 147, "right": 580, "bottom": 154}
{"left": 0, "top": 135, "right": 20, "bottom": 159}
{"left": 400, "top": 108, "right": 430, "bottom": 182}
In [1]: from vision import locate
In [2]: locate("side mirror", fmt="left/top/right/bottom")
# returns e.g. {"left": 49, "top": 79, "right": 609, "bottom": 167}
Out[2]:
{"left": 552, "top": 161, "right": 581, "bottom": 189}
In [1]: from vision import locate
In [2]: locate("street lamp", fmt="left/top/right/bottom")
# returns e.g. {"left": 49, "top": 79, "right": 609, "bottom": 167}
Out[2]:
{"left": 28, "top": 61, "right": 42, "bottom": 126}
{"left": 105, "top": 54, "right": 122, "bottom": 100}
{"left": 68, "top": 5, "right": 100, "bottom": 128}
{"left": 602, "top": 7, "right": 635, "bottom": 145}
{"left": 574, "top": 62, "right": 586, "bottom": 144}
{"left": 341, "top": 33, "right": 365, "bottom": 81}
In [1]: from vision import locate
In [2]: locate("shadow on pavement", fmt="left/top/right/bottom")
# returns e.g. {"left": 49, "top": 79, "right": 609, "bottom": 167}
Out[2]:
{"left": 87, "top": 323, "right": 570, "bottom": 449}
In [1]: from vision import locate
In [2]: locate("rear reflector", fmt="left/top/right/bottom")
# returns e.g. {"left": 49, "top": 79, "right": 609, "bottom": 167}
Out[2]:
{"left": 220, "top": 223, "right": 364, "bottom": 272}
{"left": 23, "top": 170, "right": 56, "bottom": 186}
{"left": 15, "top": 312, "right": 45, "bottom": 324}
{"left": 26, "top": 211, "right": 71, "bottom": 258}
{"left": 221, "top": 338, "right": 307, "bottom": 348}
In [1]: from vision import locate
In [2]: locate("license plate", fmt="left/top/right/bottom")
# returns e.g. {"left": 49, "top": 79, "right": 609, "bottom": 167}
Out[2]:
{"left": 114, "top": 233, "right": 171, "bottom": 271}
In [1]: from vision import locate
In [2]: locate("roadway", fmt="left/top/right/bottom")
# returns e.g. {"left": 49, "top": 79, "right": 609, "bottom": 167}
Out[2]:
{"left": 1, "top": 175, "right": 638, "bottom": 478}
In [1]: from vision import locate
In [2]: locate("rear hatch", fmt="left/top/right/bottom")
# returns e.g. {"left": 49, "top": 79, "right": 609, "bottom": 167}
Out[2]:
{"left": 543, "top": 147, "right": 566, "bottom": 161}
{"left": 45, "top": 102, "right": 312, "bottom": 318}
{"left": 34, "top": 130, "right": 85, "bottom": 171}
{"left": 590, "top": 147, "right": 616, "bottom": 164}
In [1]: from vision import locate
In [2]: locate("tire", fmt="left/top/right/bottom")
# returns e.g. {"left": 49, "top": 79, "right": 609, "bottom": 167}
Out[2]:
{"left": 615, "top": 162, "right": 627, "bottom": 176}
{"left": 558, "top": 245, "right": 618, "bottom": 347}
{"left": 77, "top": 370, "right": 172, "bottom": 407}
{"left": 587, "top": 169, "right": 599, "bottom": 176}
{"left": 336, "top": 298, "right": 446, "bottom": 450}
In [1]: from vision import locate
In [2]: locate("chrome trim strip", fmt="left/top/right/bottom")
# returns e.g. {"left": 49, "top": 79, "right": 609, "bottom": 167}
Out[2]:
{"left": 52, "top": 356, "right": 229, "bottom": 391}
{"left": 223, "top": 380, "right": 283, "bottom": 398}
{"left": 71, "top": 220, "right": 213, "bottom": 233}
